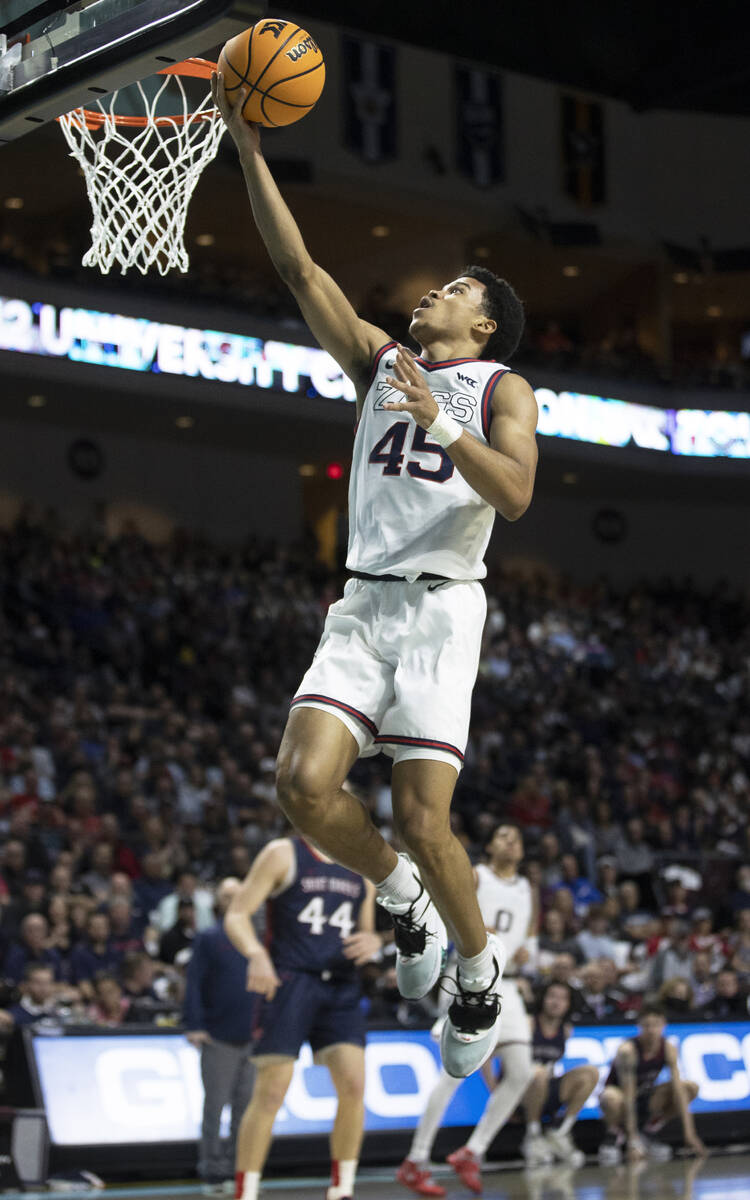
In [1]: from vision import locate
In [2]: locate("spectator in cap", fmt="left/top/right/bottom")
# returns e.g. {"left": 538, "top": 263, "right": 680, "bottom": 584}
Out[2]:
{"left": 183, "top": 878, "right": 255, "bottom": 1191}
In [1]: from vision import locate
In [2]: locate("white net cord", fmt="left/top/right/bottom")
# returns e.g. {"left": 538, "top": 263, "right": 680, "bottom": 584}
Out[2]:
{"left": 58, "top": 71, "right": 224, "bottom": 275}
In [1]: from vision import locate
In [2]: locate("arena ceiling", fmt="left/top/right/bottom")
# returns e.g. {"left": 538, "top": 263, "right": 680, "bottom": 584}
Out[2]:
{"left": 291, "top": 0, "right": 750, "bottom": 116}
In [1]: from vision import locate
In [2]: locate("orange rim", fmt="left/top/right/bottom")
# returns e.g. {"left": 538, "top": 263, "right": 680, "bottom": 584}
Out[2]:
{"left": 59, "top": 58, "right": 218, "bottom": 130}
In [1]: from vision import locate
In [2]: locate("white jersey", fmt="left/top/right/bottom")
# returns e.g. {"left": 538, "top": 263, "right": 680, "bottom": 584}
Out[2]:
{"left": 475, "top": 863, "right": 532, "bottom": 967}
{"left": 347, "top": 341, "right": 512, "bottom": 579}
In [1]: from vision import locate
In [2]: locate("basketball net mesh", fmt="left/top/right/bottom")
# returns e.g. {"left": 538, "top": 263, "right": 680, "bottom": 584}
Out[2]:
{"left": 58, "top": 72, "right": 224, "bottom": 275}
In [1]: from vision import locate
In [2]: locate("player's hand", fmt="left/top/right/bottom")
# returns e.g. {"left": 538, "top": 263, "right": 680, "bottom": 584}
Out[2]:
{"left": 383, "top": 345, "right": 440, "bottom": 430}
{"left": 186, "top": 1030, "right": 212, "bottom": 1048}
{"left": 211, "top": 72, "right": 261, "bottom": 157}
{"left": 685, "top": 1132, "right": 707, "bottom": 1157}
{"left": 626, "top": 1135, "right": 646, "bottom": 1162}
{"left": 342, "top": 931, "right": 382, "bottom": 965}
{"left": 247, "top": 948, "right": 282, "bottom": 1000}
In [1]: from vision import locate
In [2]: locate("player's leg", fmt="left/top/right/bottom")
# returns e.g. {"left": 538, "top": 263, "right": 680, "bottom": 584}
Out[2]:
{"left": 199, "top": 1039, "right": 237, "bottom": 1185}
{"left": 227, "top": 1049, "right": 255, "bottom": 1182}
{"left": 276, "top": 706, "right": 397, "bottom": 882}
{"left": 639, "top": 1079, "right": 699, "bottom": 1160}
{"left": 598, "top": 1086, "right": 625, "bottom": 1165}
{"left": 319, "top": 1043, "right": 366, "bottom": 1200}
{"left": 234, "top": 1057, "right": 295, "bottom": 1200}
{"left": 521, "top": 1066, "right": 555, "bottom": 1166}
{"left": 545, "top": 1065, "right": 598, "bottom": 1166}
{"left": 397, "top": 1068, "right": 460, "bottom": 1196}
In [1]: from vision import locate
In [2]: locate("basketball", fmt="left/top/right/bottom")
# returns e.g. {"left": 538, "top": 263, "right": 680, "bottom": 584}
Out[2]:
{"left": 218, "top": 18, "right": 325, "bottom": 127}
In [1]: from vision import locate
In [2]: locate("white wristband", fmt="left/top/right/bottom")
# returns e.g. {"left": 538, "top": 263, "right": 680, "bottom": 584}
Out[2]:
{"left": 427, "top": 408, "right": 462, "bottom": 449}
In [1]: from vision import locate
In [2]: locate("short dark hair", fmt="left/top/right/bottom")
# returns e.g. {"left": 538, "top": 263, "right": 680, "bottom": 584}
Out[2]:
{"left": 460, "top": 265, "right": 525, "bottom": 362}
{"left": 24, "top": 962, "right": 54, "bottom": 981}
{"left": 639, "top": 1003, "right": 667, "bottom": 1022}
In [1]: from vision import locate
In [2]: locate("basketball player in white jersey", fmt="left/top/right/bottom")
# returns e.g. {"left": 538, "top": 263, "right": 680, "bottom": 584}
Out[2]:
{"left": 213, "top": 75, "right": 539, "bottom": 1079}
{"left": 397, "top": 823, "right": 538, "bottom": 1195}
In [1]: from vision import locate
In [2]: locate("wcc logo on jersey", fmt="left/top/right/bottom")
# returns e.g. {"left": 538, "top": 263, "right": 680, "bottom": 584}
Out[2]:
{"left": 342, "top": 35, "right": 397, "bottom": 163}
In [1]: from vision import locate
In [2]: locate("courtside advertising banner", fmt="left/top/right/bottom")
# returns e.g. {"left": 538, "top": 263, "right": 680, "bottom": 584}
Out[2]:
{"left": 30, "top": 1023, "right": 750, "bottom": 1144}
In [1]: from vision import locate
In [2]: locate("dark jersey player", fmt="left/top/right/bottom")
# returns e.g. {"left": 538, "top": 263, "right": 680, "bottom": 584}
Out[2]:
{"left": 599, "top": 1005, "right": 705, "bottom": 1165}
{"left": 225, "top": 836, "right": 381, "bottom": 1200}
{"left": 213, "top": 66, "right": 538, "bottom": 1082}
{"left": 521, "top": 981, "right": 598, "bottom": 1168}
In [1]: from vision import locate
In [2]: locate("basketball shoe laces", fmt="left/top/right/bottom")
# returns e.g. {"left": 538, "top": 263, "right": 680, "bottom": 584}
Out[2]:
{"left": 442, "top": 957, "right": 502, "bottom": 1034}
{"left": 390, "top": 881, "right": 437, "bottom": 958}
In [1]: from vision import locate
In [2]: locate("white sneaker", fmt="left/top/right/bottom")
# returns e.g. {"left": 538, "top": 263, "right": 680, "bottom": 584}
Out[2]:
{"left": 545, "top": 1127, "right": 585, "bottom": 1168}
{"left": 598, "top": 1132, "right": 622, "bottom": 1166}
{"left": 440, "top": 935, "right": 506, "bottom": 1078}
{"left": 378, "top": 855, "right": 447, "bottom": 1001}
{"left": 640, "top": 1135, "right": 672, "bottom": 1162}
{"left": 522, "top": 1131, "right": 554, "bottom": 1167}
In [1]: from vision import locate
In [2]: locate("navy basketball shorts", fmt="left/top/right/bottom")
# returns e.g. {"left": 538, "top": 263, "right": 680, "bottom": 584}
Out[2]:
{"left": 252, "top": 970, "right": 366, "bottom": 1059}
{"left": 542, "top": 1074, "right": 564, "bottom": 1121}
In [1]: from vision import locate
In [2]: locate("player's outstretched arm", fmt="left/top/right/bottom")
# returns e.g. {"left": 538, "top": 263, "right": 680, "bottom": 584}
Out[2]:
{"left": 224, "top": 838, "right": 293, "bottom": 1000}
{"left": 212, "top": 73, "right": 388, "bottom": 387}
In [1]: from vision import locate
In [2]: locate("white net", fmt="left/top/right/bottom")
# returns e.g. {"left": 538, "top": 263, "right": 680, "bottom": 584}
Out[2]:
{"left": 58, "top": 63, "right": 224, "bottom": 275}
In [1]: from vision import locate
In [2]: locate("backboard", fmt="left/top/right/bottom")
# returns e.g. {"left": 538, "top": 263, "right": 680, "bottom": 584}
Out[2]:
{"left": 0, "top": 0, "right": 266, "bottom": 143}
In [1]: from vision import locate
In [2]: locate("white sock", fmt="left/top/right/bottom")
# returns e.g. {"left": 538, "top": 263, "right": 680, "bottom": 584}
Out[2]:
{"left": 327, "top": 1157, "right": 357, "bottom": 1198}
{"left": 235, "top": 1170, "right": 260, "bottom": 1200}
{"left": 457, "top": 936, "right": 498, "bottom": 991}
{"left": 466, "top": 1043, "right": 534, "bottom": 1157}
{"left": 409, "top": 1068, "right": 461, "bottom": 1163}
{"left": 376, "top": 853, "right": 422, "bottom": 910}
{"left": 557, "top": 1112, "right": 575, "bottom": 1136}
{"left": 528, "top": 1120, "right": 542, "bottom": 1136}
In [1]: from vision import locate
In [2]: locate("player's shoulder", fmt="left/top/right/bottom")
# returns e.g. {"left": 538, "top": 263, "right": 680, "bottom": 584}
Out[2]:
{"left": 490, "top": 367, "right": 537, "bottom": 408}
{"left": 357, "top": 324, "right": 399, "bottom": 384}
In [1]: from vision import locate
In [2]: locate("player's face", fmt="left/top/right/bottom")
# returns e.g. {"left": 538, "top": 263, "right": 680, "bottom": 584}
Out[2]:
{"left": 638, "top": 1014, "right": 666, "bottom": 1045}
{"left": 542, "top": 986, "right": 570, "bottom": 1020}
{"left": 409, "top": 276, "right": 490, "bottom": 342}
{"left": 489, "top": 824, "right": 523, "bottom": 866}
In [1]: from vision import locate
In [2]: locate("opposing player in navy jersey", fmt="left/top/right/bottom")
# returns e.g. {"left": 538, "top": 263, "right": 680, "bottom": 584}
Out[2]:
{"left": 521, "top": 981, "right": 598, "bottom": 1168}
{"left": 214, "top": 75, "right": 538, "bottom": 1079}
{"left": 224, "top": 836, "right": 381, "bottom": 1200}
{"left": 599, "top": 1005, "right": 704, "bottom": 1165}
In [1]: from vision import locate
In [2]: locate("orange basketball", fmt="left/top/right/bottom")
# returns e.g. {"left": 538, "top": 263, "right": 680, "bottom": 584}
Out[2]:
{"left": 218, "top": 18, "right": 325, "bottom": 128}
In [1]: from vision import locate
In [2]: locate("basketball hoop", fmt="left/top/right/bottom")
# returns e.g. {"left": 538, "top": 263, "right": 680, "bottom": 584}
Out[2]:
{"left": 58, "top": 59, "right": 223, "bottom": 276}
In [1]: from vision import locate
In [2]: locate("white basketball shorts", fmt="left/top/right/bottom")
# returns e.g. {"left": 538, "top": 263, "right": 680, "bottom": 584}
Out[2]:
{"left": 291, "top": 577, "right": 486, "bottom": 771}
{"left": 495, "top": 978, "right": 532, "bottom": 1047}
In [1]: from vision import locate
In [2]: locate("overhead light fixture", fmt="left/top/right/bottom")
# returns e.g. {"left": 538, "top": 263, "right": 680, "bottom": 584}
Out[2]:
{"left": 562, "top": 471, "right": 578, "bottom": 485}
{"left": 298, "top": 464, "right": 316, "bottom": 477}
{"left": 474, "top": 246, "right": 490, "bottom": 259}
{"left": 706, "top": 305, "right": 722, "bottom": 318}
{"left": 195, "top": 233, "right": 215, "bottom": 246}
{"left": 562, "top": 265, "right": 580, "bottom": 277}
{"left": 672, "top": 272, "right": 689, "bottom": 284}
{"left": 175, "top": 415, "right": 194, "bottom": 429}
{"left": 27, "top": 394, "right": 46, "bottom": 407}
{"left": 371, "top": 225, "right": 390, "bottom": 238}
{"left": 4, "top": 196, "right": 24, "bottom": 210}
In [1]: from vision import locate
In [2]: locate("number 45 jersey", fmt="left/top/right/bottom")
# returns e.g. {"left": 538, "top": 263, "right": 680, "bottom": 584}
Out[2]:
{"left": 347, "top": 341, "right": 513, "bottom": 580}
{"left": 268, "top": 837, "right": 366, "bottom": 976}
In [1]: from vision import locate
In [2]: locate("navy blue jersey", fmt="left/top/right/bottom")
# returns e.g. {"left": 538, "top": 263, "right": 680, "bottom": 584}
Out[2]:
{"left": 606, "top": 1036, "right": 667, "bottom": 1097}
{"left": 267, "top": 838, "right": 367, "bottom": 975}
{"left": 533, "top": 1017, "right": 567, "bottom": 1067}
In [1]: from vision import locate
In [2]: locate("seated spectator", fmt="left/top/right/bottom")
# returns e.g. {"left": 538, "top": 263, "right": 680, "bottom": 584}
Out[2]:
{"left": 2, "top": 913, "right": 64, "bottom": 983}
{"left": 614, "top": 818, "right": 656, "bottom": 905}
{"left": 550, "top": 886, "right": 580, "bottom": 933}
{"left": 597, "top": 856, "right": 619, "bottom": 900}
{"left": 108, "top": 897, "right": 144, "bottom": 956}
{"left": 120, "top": 951, "right": 162, "bottom": 1020}
{"left": 159, "top": 898, "right": 196, "bottom": 965}
{"left": 538, "top": 833, "right": 564, "bottom": 891}
{"left": 151, "top": 871, "right": 214, "bottom": 933}
{"left": 6, "top": 964, "right": 62, "bottom": 1026}
{"left": 691, "top": 952, "right": 717, "bottom": 1009}
{"left": 555, "top": 854, "right": 603, "bottom": 919}
{"left": 46, "top": 895, "right": 74, "bottom": 956}
{"left": 132, "top": 852, "right": 172, "bottom": 917}
{"left": 69, "top": 912, "right": 120, "bottom": 995}
{"left": 570, "top": 962, "right": 620, "bottom": 1023}
{"left": 662, "top": 879, "right": 692, "bottom": 920}
{"left": 0, "top": 839, "right": 28, "bottom": 900}
{"left": 697, "top": 969, "right": 749, "bottom": 1021}
{"left": 1, "top": 868, "right": 49, "bottom": 939}
{"left": 80, "top": 842, "right": 116, "bottom": 902}
{"left": 616, "top": 881, "right": 655, "bottom": 942}
{"left": 689, "top": 908, "right": 725, "bottom": 969}
{"left": 657, "top": 977, "right": 696, "bottom": 1020}
{"left": 576, "top": 905, "right": 620, "bottom": 963}
{"left": 729, "top": 865, "right": 750, "bottom": 919}
{"left": 648, "top": 920, "right": 694, "bottom": 992}
{"left": 729, "top": 910, "right": 750, "bottom": 984}
{"left": 88, "top": 972, "right": 130, "bottom": 1026}
{"left": 539, "top": 909, "right": 583, "bottom": 969}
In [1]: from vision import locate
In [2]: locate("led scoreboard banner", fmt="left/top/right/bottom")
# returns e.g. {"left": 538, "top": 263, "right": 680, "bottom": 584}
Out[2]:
{"left": 27, "top": 1023, "right": 750, "bottom": 1145}
{"left": 1, "top": 292, "right": 749, "bottom": 459}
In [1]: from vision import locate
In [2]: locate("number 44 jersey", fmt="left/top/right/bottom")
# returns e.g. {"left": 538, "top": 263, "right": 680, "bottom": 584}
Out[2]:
{"left": 347, "top": 341, "right": 513, "bottom": 580}
{"left": 268, "top": 837, "right": 367, "bottom": 976}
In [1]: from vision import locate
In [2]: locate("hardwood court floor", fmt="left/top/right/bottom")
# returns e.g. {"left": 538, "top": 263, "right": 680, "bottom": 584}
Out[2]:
{"left": 9, "top": 1152, "right": 750, "bottom": 1200}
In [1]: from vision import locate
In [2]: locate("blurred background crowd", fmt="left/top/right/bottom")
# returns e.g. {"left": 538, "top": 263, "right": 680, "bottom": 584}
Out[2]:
{"left": 0, "top": 512, "right": 748, "bottom": 1095}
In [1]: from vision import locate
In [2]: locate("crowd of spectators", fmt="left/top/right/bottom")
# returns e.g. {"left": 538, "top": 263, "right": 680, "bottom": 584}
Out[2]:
{"left": 0, "top": 515, "right": 749, "bottom": 1084}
